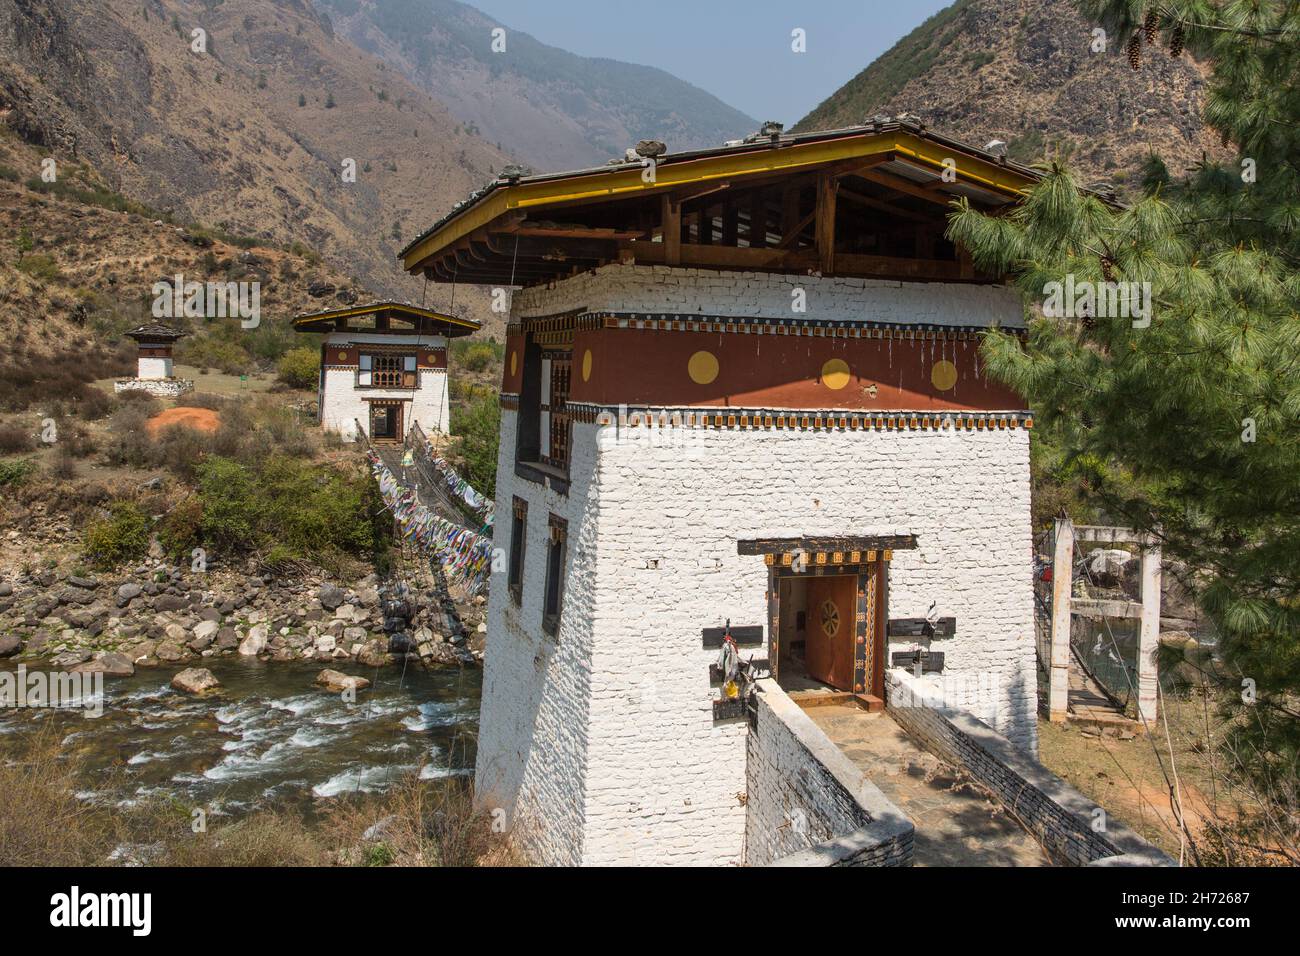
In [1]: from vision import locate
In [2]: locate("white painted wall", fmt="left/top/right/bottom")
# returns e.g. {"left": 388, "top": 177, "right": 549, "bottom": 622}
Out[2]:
{"left": 137, "top": 355, "right": 172, "bottom": 379}
{"left": 512, "top": 263, "right": 1025, "bottom": 329}
{"left": 475, "top": 266, "right": 1036, "bottom": 867}
{"left": 318, "top": 333, "right": 451, "bottom": 441}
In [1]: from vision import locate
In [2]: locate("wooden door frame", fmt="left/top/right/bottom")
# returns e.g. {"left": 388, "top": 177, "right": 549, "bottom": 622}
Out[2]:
{"left": 367, "top": 399, "right": 404, "bottom": 442}
{"left": 767, "top": 555, "right": 888, "bottom": 698}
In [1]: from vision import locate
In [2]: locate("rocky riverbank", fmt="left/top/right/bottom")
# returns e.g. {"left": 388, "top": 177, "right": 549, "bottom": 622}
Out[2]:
{"left": 0, "top": 560, "right": 486, "bottom": 676}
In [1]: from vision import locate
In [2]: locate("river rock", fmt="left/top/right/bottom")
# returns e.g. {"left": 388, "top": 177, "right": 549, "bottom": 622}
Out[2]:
{"left": 1085, "top": 548, "right": 1134, "bottom": 588}
{"left": 0, "top": 582, "right": 12, "bottom": 598}
{"left": 116, "top": 582, "right": 142, "bottom": 606}
{"left": 314, "top": 669, "right": 370, "bottom": 693}
{"left": 154, "top": 594, "right": 189, "bottom": 612}
{"left": 356, "top": 639, "right": 389, "bottom": 667}
{"left": 156, "top": 642, "right": 185, "bottom": 662}
{"left": 0, "top": 634, "right": 22, "bottom": 657}
{"left": 239, "top": 624, "right": 268, "bottom": 656}
{"left": 314, "top": 634, "right": 337, "bottom": 654}
{"left": 318, "top": 584, "right": 345, "bottom": 611}
{"left": 198, "top": 607, "right": 222, "bottom": 623}
{"left": 171, "top": 667, "right": 220, "bottom": 695}
{"left": 189, "top": 620, "right": 220, "bottom": 651}
{"left": 71, "top": 652, "right": 135, "bottom": 677}
{"left": 67, "top": 575, "right": 99, "bottom": 589}
{"left": 215, "top": 627, "right": 239, "bottom": 651}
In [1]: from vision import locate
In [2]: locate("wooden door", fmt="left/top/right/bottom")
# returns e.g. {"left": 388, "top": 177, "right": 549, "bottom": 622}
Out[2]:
{"left": 805, "top": 574, "right": 856, "bottom": 690}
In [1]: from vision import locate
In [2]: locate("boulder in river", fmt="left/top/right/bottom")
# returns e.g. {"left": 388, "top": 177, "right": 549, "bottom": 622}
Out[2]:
{"left": 239, "top": 624, "right": 268, "bottom": 656}
{"left": 314, "top": 669, "right": 370, "bottom": 693}
{"left": 71, "top": 652, "right": 135, "bottom": 677}
{"left": 171, "top": 667, "right": 221, "bottom": 695}
{"left": 0, "top": 634, "right": 21, "bottom": 658}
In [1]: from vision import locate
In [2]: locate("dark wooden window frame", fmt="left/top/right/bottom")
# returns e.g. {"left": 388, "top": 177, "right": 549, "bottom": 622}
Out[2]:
{"left": 508, "top": 497, "right": 528, "bottom": 606}
{"left": 542, "top": 514, "right": 568, "bottom": 636}
{"left": 357, "top": 351, "right": 418, "bottom": 390}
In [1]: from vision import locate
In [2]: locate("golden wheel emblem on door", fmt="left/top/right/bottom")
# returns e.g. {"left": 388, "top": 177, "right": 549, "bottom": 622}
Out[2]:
{"left": 819, "top": 599, "right": 840, "bottom": 637}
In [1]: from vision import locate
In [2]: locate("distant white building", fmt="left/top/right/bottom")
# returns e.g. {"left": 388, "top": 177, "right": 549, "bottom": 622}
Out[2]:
{"left": 115, "top": 323, "right": 194, "bottom": 398}
{"left": 293, "top": 302, "right": 480, "bottom": 442}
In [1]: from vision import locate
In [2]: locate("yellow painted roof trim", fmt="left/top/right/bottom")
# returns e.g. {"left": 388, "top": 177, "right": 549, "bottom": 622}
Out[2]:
{"left": 401, "top": 131, "right": 1035, "bottom": 272}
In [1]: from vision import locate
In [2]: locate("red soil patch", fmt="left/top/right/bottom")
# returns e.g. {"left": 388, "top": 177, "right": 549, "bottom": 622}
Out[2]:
{"left": 146, "top": 406, "right": 221, "bottom": 436}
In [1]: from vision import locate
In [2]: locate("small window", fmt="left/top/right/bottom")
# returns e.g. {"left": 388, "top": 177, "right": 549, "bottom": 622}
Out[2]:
{"left": 508, "top": 497, "right": 527, "bottom": 605}
{"left": 359, "top": 353, "right": 417, "bottom": 388}
{"left": 543, "top": 515, "right": 568, "bottom": 635}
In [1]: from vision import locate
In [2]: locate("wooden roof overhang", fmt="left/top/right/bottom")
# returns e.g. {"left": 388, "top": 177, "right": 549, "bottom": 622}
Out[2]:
{"left": 292, "top": 302, "right": 480, "bottom": 337}
{"left": 125, "top": 323, "right": 188, "bottom": 343}
{"left": 400, "top": 121, "right": 1040, "bottom": 287}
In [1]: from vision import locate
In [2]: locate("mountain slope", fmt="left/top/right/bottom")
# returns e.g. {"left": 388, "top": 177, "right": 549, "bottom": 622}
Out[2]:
{"left": 0, "top": 0, "right": 508, "bottom": 301}
{"left": 797, "top": 0, "right": 1223, "bottom": 186}
{"left": 317, "top": 0, "right": 759, "bottom": 171}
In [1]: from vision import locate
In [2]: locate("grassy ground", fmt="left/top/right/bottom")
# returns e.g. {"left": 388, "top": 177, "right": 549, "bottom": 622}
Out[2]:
{"left": 91, "top": 364, "right": 277, "bottom": 398}
{"left": 1037, "top": 691, "right": 1260, "bottom": 863}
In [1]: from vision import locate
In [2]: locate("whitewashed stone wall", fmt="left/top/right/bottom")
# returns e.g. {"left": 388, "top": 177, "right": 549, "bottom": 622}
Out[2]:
{"left": 318, "top": 333, "right": 451, "bottom": 441}
{"left": 114, "top": 378, "right": 193, "bottom": 398}
{"left": 886, "top": 669, "right": 1170, "bottom": 865}
{"left": 474, "top": 412, "right": 601, "bottom": 865}
{"left": 475, "top": 266, "right": 1036, "bottom": 866}
{"left": 745, "top": 680, "right": 913, "bottom": 866}
{"left": 512, "top": 263, "right": 1025, "bottom": 329}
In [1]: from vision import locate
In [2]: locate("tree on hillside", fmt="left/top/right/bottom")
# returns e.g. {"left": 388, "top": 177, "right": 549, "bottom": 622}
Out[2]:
{"left": 949, "top": 0, "right": 1299, "bottom": 860}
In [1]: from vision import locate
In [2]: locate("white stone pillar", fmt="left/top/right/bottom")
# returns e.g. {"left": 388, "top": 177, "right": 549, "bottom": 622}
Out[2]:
{"left": 1048, "top": 517, "right": 1074, "bottom": 722}
{"left": 1136, "top": 545, "right": 1162, "bottom": 724}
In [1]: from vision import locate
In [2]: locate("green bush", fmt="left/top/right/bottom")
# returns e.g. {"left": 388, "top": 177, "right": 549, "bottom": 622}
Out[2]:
{"left": 450, "top": 390, "right": 500, "bottom": 498}
{"left": 0, "top": 458, "right": 34, "bottom": 487}
{"left": 83, "top": 502, "right": 151, "bottom": 570}
{"left": 190, "top": 455, "right": 389, "bottom": 570}
{"left": 16, "top": 254, "right": 61, "bottom": 283}
{"left": 451, "top": 339, "right": 503, "bottom": 374}
{"left": 277, "top": 347, "right": 320, "bottom": 389}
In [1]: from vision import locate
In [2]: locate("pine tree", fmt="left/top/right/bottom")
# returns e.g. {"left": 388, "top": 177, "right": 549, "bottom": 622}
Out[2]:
{"left": 949, "top": 1, "right": 1300, "bottom": 793}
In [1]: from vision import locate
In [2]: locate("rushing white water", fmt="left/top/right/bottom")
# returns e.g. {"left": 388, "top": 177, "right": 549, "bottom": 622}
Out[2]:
{"left": 0, "top": 658, "right": 480, "bottom": 816}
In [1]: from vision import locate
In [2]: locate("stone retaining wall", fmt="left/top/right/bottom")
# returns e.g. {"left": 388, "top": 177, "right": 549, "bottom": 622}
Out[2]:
{"left": 885, "top": 668, "right": 1172, "bottom": 866}
{"left": 744, "top": 679, "right": 914, "bottom": 866}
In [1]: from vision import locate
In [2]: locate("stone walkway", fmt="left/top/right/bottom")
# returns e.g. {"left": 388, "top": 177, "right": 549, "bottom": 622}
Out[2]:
{"left": 803, "top": 703, "right": 1049, "bottom": 867}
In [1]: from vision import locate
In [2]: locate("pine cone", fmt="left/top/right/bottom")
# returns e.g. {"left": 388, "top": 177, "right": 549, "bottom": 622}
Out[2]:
{"left": 1100, "top": 255, "right": 1116, "bottom": 282}
{"left": 1143, "top": 11, "right": 1159, "bottom": 45}
{"left": 1221, "top": 129, "right": 1231, "bottom": 148}
{"left": 1127, "top": 33, "right": 1142, "bottom": 70}
{"left": 1169, "top": 25, "right": 1185, "bottom": 57}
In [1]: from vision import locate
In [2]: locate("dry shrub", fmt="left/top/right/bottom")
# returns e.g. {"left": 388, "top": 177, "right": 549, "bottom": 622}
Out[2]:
{"left": 153, "top": 808, "right": 330, "bottom": 867}
{"left": 0, "top": 424, "right": 33, "bottom": 453}
{"left": 48, "top": 446, "right": 78, "bottom": 480}
{"left": 0, "top": 345, "right": 132, "bottom": 415}
{"left": 0, "top": 726, "right": 122, "bottom": 866}
{"left": 324, "top": 773, "right": 519, "bottom": 867}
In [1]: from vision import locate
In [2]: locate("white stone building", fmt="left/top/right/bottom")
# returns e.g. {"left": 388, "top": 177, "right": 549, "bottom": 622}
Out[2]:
{"left": 293, "top": 302, "right": 479, "bottom": 442}
{"left": 400, "top": 119, "right": 1043, "bottom": 865}
{"left": 115, "top": 323, "right": 194, "bottom": 398}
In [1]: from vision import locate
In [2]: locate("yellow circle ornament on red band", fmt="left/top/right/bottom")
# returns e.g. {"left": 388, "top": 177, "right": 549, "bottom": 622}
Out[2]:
{"left": 821, "top": 358, "right": 850, "bottom": 390}
{"left": 687, "top": 350, "right": 719, "bottom": 385}
{"left": 931, "top": 359, "right": 958, "bottom": 391}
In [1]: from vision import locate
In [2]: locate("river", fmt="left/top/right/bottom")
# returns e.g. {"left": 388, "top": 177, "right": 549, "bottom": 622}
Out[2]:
{"left": 0, "top": 658, "right": 481, "bottom": 818}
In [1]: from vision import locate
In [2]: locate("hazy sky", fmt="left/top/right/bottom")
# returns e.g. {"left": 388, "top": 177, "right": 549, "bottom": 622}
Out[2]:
{"left": 467, "top": 0, "right": 951, "bottom": 124}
